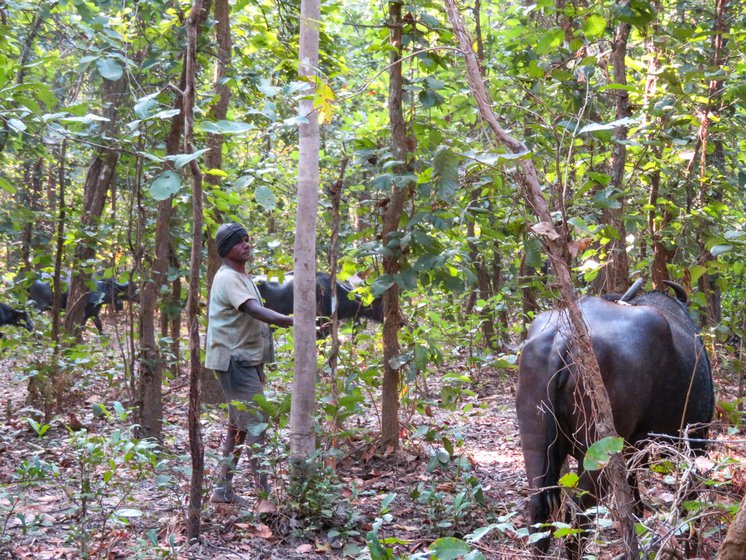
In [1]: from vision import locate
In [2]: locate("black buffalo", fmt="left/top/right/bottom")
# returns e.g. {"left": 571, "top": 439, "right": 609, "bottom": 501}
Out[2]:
{"left": 0, "top": 303, "right": 32, "bottom": 331}
{"left": 29, "top": 278, "right": 137, "bottom": 333}
{"left": 516, "top": 282, "right": 714, "bottom": 555}
{"left": 255, "top": 273, "right": 383, "bottom": 334}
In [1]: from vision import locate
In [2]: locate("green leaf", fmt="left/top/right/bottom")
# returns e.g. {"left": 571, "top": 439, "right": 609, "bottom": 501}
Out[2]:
{"left": 440, "top": 386, "right": 459, "bottom": 410}
{"left": 584, "top": 436, "right": 624, "bottom": 471}
{"left": 428, "top": 537, "right": 473, "bottom": 560}
{"left": 96, "top": 57, "right": 124, "bottom": 81}
{"left": 149, "top": 171, "right": 182, "bottom": 201}
{"left": 582, "top": 15, "right": 606, "bottom": 38}
{"left": 613, "top": 0, "right": 656, "bottom": 28}
{"left": 134, "top": 96, "right": 158, "bottom": 119}
{"left": 200, "top": 120, "right": 256, "bottom": 135}
{"left": 371, "top": 274, "right": 395, "bottom": 297}
{"left": 579, "top": 117, "right": 639, "bottom": 133}
{"left": 167, "top": 148, "right": 210, "bottom": 169}
{"left": 8, "top": 118, "right": 26, "bottom": 132}
{"left": 710, "top": 245, "right": 732, "bottom": 257}
{"left": 558, "top": 472, "right": 579, "bottom": 488}
{"left": 114, "top": 508, "right": 143, "bottom": 518}
{"left": 432, "top": 146, "right": 460, "bottom": 203}
{"left": 536, "top": 29, "right": 564, "bottom": 55}
{"left": 254, "top": 185, "right": 276, "bottom": 210}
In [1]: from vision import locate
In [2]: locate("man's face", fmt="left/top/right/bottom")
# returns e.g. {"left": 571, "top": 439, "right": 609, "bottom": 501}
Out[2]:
{"left": 227, "top": 235, "right": 252, "bottom": 262}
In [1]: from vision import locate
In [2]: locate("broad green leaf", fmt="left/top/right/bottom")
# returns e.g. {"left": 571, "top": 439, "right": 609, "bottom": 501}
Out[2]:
{"left": 710, "top": 245, "right": 732, "bottom": 257}
{"left": 0, "top": 176, "right": 16, "bottom": 194}
{"left": 583, "top": 436, "right": 624, "bottom": 471}
{"left": 134, "top": 97, "right": 158, "bottom": 119}
{"left": 613, "top": 0, "right": 656, "bottom": 28}
{"left": 8, "top": 118, "right": 26, "bottom": 132}
{"left": 114, "top": 508, "right": 143, "bottom": 518}
{"left": 60, "top": 114, "right": 109, "bottom": 124}
{"left": 371, "top": 274, "right": 395, "bottom": 297}
{"left": 428, "top": 537, "right": 473, "bottom": 560}
{"left": 559, "top": 472, "right": 579, "bottom": 488}
{"left": 96, "top": 57, "right": 123, "bottom": 81}
{"left": 149, "top": 171, "right": 182, "bottom": 201}
{"left": 536, "top": 28, "right": 564, "bottom": 55}
{"left": 167, "top": 148, "right": 210, "bottom": 169}
{"left": 688, "top": 265, "right": 707, "bottom": 284}
{"left": 254, "top": 185, "right": 276, "bottom": 210}
{"left": 432, "top": 146, "right": 460, "bottom": 203}
{"left": 582, "top": 15, "right": 606, "bottom": 38}
{"left": 440, "top": 386, "right": 459, "bottom": 410}
{"left": 579, "top": 117, "right": 639, "bottom": 133}
{"left": 200, "top": 120, "right": 256, "bottom": 135}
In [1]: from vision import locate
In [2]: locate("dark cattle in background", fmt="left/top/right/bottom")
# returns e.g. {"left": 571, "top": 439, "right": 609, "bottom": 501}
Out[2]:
{"left": 516, "top": 282, "right": 714, "bottom": 556}
{"left": 28, "top": 279, "right": 137, "bottom": 333}
{"left": 0, "top": 303, "right": 32, "bottom": 331}
{"left": 255, "top": 273, "right": 383, "bottom": 334}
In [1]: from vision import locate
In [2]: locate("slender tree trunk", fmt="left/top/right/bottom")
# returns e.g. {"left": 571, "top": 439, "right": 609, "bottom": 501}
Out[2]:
{"left": 444, "top": 2, "right": 638, "bottom": 557}
{"left": 185, "top": 0, "right": 208, "bottom": 542}
{"left": 696, "top": 0, "right": 729, "bottom": 326}
{"left": 602, "top": 5, "right": 630, "bottom": 293}
{"left": 290, "top": 0, "right": 321, "bottom": 461}
{"left": 380, "top": 0, "right": 410, "bottom": 451}
{"left": 64, "top": 77, "right": 126, "bottom": 337}
{"left": 138, "top": 63, "right": 187, "bottom": 440}
{"left": 201, "top": 0, "right": 233, "bottom": 404}
{"left": 327, "top": 158, "right": 348, "bottom": 436}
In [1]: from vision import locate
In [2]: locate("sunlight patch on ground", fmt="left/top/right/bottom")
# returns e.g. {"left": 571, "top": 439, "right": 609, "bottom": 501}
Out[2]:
{"left": 470, "top": 448, "right": 519, "bottom": 465}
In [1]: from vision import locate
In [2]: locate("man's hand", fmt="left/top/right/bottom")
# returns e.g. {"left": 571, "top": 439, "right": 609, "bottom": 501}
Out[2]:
{"left": 242, "top": 298, "right": 293, "bottom": 328}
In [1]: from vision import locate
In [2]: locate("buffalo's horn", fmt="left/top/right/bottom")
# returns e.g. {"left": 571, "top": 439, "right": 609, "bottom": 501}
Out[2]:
{"left": 662, "top": 280, "right": 688, "bottom": 303}
{"left": 619, "top": 278, "right": 644, "bottom": 302}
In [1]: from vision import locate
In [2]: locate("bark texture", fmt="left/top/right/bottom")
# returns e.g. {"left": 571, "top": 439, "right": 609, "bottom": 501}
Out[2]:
{"left": 289, "top": 0, "right": 321, "bottom": 461}
{"left": 380, "top": 0, "right": 410, "bottom": 451}
{"left": 444, "top": 1, "right": 638, "bottom": 557}
{"left": 185, "top": 0, "right": 209, "bottom": 542}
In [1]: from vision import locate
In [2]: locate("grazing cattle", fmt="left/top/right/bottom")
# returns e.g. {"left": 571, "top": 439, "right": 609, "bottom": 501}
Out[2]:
{"left": 516, "top": 282, "right": 714, "bottom": 555}
{"left": 0, "top": 303, "right": 32, "bottom": 331}
{"left": 28, "top": 278, "right": 137, "bottom": 333}
{"left": 255, "top": 273, "right": 383, "bottom": 335}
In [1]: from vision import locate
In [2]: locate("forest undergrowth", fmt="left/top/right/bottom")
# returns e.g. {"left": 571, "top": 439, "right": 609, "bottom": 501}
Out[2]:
{"left": 0, "top": 317, "right": 743, "bottom": 559}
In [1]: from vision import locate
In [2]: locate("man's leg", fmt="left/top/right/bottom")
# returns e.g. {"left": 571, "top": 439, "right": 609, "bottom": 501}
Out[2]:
{"left": 212, "top": 359, "right": 267, "bottom": 503}
{"left": 212, "top": 424, "right": 248, "bottom": 503}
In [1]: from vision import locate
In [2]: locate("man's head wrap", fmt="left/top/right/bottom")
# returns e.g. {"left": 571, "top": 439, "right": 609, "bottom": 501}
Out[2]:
{"left": 215, "top": 223, "right": 248, "bottom": 258}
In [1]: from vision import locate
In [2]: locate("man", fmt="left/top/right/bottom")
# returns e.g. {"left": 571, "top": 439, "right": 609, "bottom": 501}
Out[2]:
{"left": 205, "top": 222, "right": 293, "bottom": 504}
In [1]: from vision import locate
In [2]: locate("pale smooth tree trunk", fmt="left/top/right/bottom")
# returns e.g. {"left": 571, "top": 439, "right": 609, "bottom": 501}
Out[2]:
{"left": 290, "top": 0, "right": 320, "bottom": 461}
{"left": 185, "top": 0, "right": 208, "bottom": 542}
{"left": 444, "top": 1, "right": 638, "bottom": 557}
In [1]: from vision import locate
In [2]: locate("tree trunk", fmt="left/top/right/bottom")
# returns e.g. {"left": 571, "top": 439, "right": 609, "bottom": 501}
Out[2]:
{"left": 137, "top": 63, "right": 187, "bottom": 440}
{"left": 601, "top": 7, "right": 630, "bottom": 293}
{"left": 696, "top": 0, "right": 729, "bottom": 326}
{"left": 717, "top": 495, "right": 746, "bottom": 560}
{"left": 380, "top": 0, "right": 410, "bottom": 452}
{"left": 289, "top": 0, "right": 320, "bottom": 461}
{"left": 185, "top": 0, "right": 208, "bottom": 543}
{"left": 64, "top": 76, "right": 126, "bottom": 338}
{"left": 201, "top": 0, "right": 233, "bottom": 405}
{"left": 444, "top": 2, "right": 639, "bottom": 557}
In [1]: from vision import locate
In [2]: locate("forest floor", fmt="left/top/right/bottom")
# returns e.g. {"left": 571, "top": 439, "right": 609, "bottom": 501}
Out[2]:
{"left": 0, "top": 318, "right": 743, "bottom": 560}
